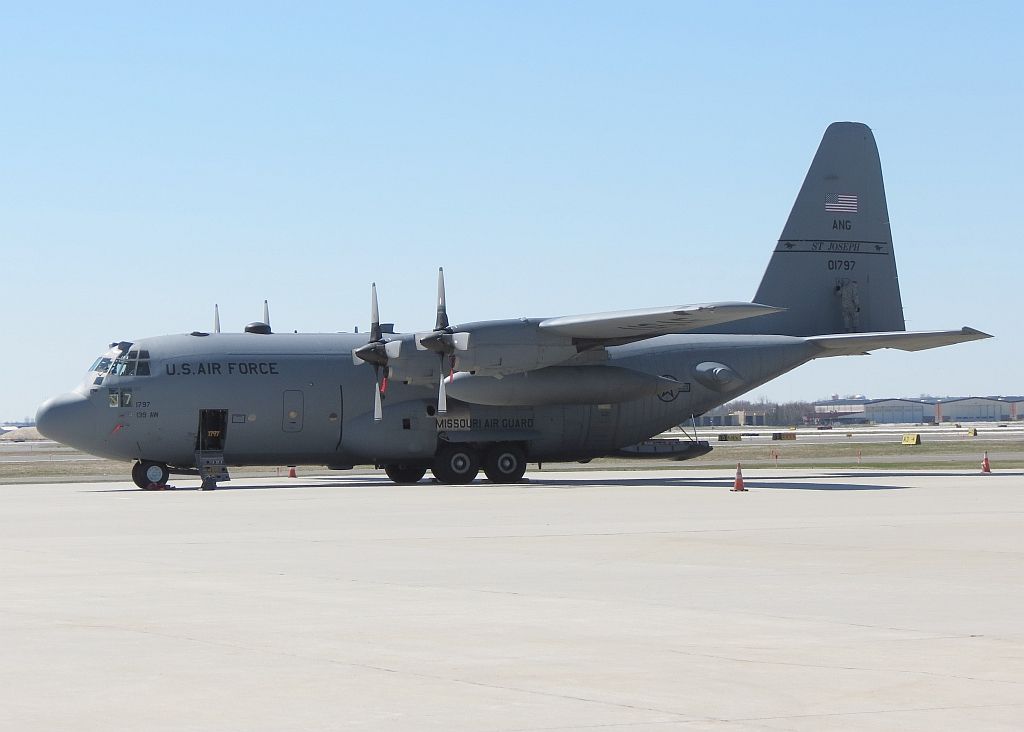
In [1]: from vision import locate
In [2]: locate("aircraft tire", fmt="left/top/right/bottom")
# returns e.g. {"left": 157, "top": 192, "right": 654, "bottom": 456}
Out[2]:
{"left": 431, "top": 445, "right": 480, "bottom": 485}
{"left": 482, "top": 444, "right": 527, "bottom": 484}
{"left": 133, "top": 460, "right": 169, "bottom": 489}
{"left": 384, "top": 464, "right": 427, "bottom": 484}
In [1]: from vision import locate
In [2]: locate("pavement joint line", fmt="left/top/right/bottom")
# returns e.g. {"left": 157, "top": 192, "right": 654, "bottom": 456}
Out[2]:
{"left": 667, "top": 649, "right": 1024, "bottom": 686}
{"left": 500, "top": 719, "right": 694, "bottom": 731}
{"left": 725, "top": 701, "right": 1024, "bottom": 724}
{"left": 40, "top": 620, "right": 702, "bottom": 722}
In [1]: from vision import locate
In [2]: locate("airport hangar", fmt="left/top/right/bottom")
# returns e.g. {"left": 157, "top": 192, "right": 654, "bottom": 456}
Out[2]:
{"left": 815, "top": 395, "right": 1024, "bottom": 424}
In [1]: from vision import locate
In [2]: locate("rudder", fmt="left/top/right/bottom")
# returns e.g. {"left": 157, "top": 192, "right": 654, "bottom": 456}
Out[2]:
{"left": 750, "top": 122, "right": 905, "bottom": 336}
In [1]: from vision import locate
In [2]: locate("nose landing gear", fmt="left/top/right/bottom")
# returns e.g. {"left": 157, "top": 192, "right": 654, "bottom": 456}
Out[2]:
{"left": 132, "top": 460, "right": 169, "bottom": 489}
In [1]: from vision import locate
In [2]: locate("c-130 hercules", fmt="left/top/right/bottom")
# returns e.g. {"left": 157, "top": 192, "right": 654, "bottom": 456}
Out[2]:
{"left": 36, "top": 123, "right": 989, "bottom": 489}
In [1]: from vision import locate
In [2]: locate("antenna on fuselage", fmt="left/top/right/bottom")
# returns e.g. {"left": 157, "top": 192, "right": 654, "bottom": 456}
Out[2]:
{"left": 244, "top": 300, "right": 273, "bottom": 335}
{"left": 214, "top": 304, "right": 221, "bottom": 334}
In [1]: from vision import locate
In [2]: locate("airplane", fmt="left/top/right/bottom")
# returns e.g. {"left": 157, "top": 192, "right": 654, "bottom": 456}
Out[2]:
{"left": 35, "top": 122, "right": 990, "bottom": 489}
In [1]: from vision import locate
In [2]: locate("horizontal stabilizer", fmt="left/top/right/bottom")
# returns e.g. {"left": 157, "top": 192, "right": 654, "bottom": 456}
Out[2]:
{"left": 808, "top": 327, "right": 991, "bottom": 356}
{"left": 539, "top": 302, "right": 782, "bottom": 341}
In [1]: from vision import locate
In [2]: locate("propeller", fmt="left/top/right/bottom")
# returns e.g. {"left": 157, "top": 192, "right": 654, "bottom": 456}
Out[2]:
{"left": 214, "top": 304, "right": 221, "bottom": 334}
{"left": 263, "top": 300, "right": 271, "bottom": 331}
{"left": 353, "top": 283, "right": 389, "bottom": 422}
{"left": 418, "top": 268, "right": 457, "bottom": 415}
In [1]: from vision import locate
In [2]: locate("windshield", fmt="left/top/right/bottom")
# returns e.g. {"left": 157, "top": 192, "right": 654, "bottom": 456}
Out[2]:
{"left": 89, "top": 356, "right": 113, "bottom": 373}
{"left": 111, "top": 350, "right": 151, "bottom": 377}
{"left": 86, "top": 342, "right": 151, "bottom": 384}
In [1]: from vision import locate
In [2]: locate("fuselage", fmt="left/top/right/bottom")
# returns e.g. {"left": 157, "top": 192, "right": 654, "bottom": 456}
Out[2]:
{"left": 36, "top": 330, "right": 817, "bottom": 469}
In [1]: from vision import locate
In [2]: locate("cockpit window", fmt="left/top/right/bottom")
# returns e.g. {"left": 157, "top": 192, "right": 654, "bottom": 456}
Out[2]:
{"left": 91, "top": 343, "right": 152, "bottom": 379}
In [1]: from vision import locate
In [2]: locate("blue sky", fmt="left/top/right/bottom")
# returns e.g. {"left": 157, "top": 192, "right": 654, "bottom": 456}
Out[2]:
{"left": 2, "top": 2, "right": 1022, "bottom": 420}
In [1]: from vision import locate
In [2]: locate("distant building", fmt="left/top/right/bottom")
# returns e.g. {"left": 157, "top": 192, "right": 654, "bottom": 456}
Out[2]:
{"left": 814, "top": 398, "right": 869, "bottom": 424}
{"left": 863, "top": 399, "right": 935, "bottom": 424}
{"left": 695, "top": 411, "right": 765, "bottom": 427}
{"left": 814, "top": 395, "right": 1024, "bottom": 424}
{"left": 936, "top": 397, "right": 1018, "bottom": 422}
{"left": 1011, "top": 398, "right": 1024, "bottom": 420}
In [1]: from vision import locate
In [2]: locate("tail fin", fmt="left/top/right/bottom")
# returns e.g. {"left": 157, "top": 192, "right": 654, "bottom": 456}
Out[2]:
{"left": 750, "top": 122, "right": 905, "bottom": 336}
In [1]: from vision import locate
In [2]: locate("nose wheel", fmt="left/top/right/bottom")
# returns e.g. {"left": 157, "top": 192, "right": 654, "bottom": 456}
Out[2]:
{"left": 132, "top": 460, "right": 169, "bottom": 489}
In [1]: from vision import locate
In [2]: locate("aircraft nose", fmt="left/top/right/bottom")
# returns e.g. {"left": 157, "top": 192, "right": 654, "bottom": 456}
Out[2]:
{"left": 36, "top": 392, "right": 91, "bottom": 446}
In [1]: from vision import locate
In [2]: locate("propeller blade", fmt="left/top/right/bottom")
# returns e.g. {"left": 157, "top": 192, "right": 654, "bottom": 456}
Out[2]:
{"left": 437, "top": 367, "right": 447, "bottom": 415}
{"left": 373, "top": 367, "right": 383, "bottom": 422}
{"left": 369, "top": 283, "right": 381, "bottom": 342}
{"left": 434, "top": 267, "right": 449, "bottom": 331}
{"left": 214, "top": 304, "right": 221, "bottom": 334}
{"left": 263, "top": 300, "right": 271, "bottom": 330}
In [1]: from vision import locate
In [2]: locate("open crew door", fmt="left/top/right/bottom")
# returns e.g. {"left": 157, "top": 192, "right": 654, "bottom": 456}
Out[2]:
{"left": 195, "top": 409, "right": 229, "bottom": 482}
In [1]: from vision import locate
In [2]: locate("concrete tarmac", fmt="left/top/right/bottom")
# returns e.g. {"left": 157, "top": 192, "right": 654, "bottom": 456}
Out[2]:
{"left": 1, "top": 469, "right": 1022, "bottom": 730}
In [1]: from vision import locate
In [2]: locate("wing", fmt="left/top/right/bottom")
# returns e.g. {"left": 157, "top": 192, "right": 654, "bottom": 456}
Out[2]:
{"left": 807, "top": 327, "right": 992, "bottom": 356}
{"left": 538, "top": 302, "right": 783, "bottom": 342}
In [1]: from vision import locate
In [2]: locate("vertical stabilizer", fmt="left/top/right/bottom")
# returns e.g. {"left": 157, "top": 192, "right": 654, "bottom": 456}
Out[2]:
{"left": 750, "top": 122, "right": 905, "bottom": 335}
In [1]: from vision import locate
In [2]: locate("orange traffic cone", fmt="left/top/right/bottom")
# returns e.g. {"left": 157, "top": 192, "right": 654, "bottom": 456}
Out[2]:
{"left": 731, "top": 463, "right": 747, "bottom": 492}
{"left": 288, "top": 466, "right": 297, "bottom": 478}
{"left": 981, "top": 452, "right": 991, "bottom": 475}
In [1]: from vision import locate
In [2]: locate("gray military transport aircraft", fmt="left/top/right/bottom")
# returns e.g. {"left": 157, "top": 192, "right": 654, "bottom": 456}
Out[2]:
{"left": 36, "top": 122, "right": 989, "bottom": 489}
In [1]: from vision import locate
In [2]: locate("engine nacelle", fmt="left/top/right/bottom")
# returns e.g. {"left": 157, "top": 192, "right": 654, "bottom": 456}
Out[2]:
{"left": 447, "top": 319, "right": 578, "bottom": 377}
{"left": 385, "top": 319, "right": 579, "bottom": 383}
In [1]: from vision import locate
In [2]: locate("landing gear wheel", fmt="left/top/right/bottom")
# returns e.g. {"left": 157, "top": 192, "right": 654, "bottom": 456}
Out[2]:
{"left": 384, "top": 464, "right": 428, "bottom": 484}
{"left": 431, "top": 445, "right": 480, "bottom": 485}
{"left": 133, "top": 460, "right": 169, "bottom": 489}
{"left": 483, "top": 444, "right": 527, "bottom": 484}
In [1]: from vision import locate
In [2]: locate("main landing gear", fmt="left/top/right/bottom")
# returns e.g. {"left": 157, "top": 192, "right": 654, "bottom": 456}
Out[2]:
{"left": 384, "top": 463, "right": 428, "bottom": 484}
{"left": 431, "top": 444, "right": 480, "bottom": 484}
{"left": 482, "top": 444, "right": 527, "bottom": 484}
{"left": 418, "top": 443, "right": 528, "bottom": 485}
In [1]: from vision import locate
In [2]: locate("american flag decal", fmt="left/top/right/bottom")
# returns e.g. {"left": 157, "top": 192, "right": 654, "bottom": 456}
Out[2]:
{"left": 825, "top": 193, "right": 858, "bottom": 213}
